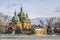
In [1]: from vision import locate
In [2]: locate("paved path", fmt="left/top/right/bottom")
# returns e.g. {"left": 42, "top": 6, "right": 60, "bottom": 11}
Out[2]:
{"left": 0, "top": 34, "right": 60, "bottom": 40}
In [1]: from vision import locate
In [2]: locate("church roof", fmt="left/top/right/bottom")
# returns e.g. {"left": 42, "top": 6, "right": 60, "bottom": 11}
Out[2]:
{"left": 12, "top": 6, "right": 30, "bottom": 23}
{"left": 12, "top": 11, "right": 19, "bottom": 23}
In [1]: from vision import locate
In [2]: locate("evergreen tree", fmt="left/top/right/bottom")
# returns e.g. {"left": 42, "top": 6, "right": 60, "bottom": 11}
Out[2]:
{"left": 15, "top": 26, "right": 22, "bottom": 34}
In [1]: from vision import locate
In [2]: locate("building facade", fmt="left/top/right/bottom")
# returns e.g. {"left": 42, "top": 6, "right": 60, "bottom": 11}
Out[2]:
{"left": 8, "top": 6, "right": 48, "bottom": 35}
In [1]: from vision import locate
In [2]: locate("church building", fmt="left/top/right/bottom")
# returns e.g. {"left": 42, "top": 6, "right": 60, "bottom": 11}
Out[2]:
{"left": 8, "top": 6, "right": 32, "bottom": 34}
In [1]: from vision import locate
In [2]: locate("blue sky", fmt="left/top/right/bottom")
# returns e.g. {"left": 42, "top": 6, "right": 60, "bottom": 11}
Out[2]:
{"left": 0, "top": 0, "right": 60, "bottom": 19}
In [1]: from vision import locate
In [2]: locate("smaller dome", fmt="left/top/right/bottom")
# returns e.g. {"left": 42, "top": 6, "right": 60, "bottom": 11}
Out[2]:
{"left": 26, "top": 14, "right": 28, "bottom": 18}
{"left": 12, "top": 11, "right": 19, "bottom": 23}
{"left": 21, "top": 12, "right": 26, "bottom": 17}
